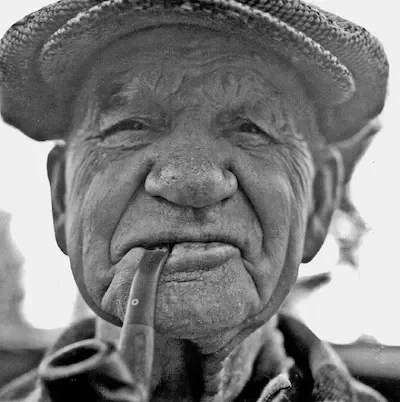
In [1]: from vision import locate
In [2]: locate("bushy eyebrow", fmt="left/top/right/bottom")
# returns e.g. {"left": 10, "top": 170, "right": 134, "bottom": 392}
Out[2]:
{"left": 95, "top": 62, "right": 298, "bottom": 138}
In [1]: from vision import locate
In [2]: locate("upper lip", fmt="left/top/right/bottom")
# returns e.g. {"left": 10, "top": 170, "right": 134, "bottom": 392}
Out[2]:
{"left": 111, "top": 232, "right": 245, "bottom": 264}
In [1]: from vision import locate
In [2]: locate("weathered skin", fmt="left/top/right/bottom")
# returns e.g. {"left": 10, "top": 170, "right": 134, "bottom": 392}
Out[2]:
{"left": 48, "top": 25, "right": 344, "bottom": 400}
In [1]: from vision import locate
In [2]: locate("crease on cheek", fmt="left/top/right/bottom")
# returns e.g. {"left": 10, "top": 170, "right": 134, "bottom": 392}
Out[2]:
{"left": 276, "top": 143, "right": 315, "bottom": 202}
{"left": 242, "top": 170, "right": 293, "bottom": 299}
{"left": 245, "top": 201, "right": 294, "bottom": 323}
{"left": 66, "top": 164, "right": 124, "bottom": 302}
{"left": 241, "top": 164, "right": 291, "bottom": 256}
{"left": 78, "top": 182, "right": 116, "bottom": 305}
{"left": 260, "top": 185, "right": 292, "bottom": 299}
{"left": 269, "top": 174, "right": 309, "bottom": 300}
{"left": 70, "top": 153, "right": 154, "bottom": 311}
{"left": 108, "top": 156, "right": 155, "bottom": 250}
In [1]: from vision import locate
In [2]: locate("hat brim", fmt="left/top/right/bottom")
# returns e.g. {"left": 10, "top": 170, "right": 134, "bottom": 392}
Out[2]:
{"left": 0, "top": 0, "right": 388, "bottom": 144}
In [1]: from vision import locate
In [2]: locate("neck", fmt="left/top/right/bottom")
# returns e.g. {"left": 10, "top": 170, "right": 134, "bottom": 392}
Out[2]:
{"left": 96, "top": 316, "right": 287, "bottom": 402}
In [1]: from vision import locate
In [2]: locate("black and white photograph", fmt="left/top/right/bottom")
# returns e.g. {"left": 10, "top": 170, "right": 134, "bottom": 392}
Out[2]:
{"left": 0, "top": 1, "right": 398, "bottom": 401}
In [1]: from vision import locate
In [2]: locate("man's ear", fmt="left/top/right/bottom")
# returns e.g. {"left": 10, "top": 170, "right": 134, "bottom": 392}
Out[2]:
{"left": 47, "top": 144, "right": 68, "bottom": 255}
{"left": 302, "top": 146, "right": 344, "bottom": 263}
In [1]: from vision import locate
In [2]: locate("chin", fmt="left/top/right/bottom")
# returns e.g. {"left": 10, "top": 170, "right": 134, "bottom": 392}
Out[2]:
{"left": 153, "top": 258, "right": 259, "bottom": 339}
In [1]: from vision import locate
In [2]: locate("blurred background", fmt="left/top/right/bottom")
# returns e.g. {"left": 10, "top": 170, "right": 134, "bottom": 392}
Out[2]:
{"left": 0, "top": 0, "right": 399, "bottom": 350}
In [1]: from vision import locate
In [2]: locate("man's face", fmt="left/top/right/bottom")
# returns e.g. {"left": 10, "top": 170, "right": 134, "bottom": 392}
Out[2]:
{"left": 63, "top": 26, "right": 317, "bottom": 345}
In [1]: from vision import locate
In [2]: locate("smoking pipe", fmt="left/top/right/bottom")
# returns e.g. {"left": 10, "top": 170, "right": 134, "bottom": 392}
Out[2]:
{"left": 118, "top": 247, "right": 170, "bottom": 401}
{"left": 38, "top": 247, "right": 170, "bottom": 402}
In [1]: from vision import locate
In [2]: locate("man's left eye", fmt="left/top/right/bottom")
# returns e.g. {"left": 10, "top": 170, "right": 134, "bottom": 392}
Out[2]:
{"left": 237, "top": 120, "right": 266, "bottom": 135}
{"left": 101, "top": 119, "right": 148, "bottom": 138}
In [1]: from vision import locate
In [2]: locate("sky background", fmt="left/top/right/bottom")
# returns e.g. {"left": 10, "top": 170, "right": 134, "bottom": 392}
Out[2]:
{"left": 0, "top": 1, "right": 399, "bottom": 345}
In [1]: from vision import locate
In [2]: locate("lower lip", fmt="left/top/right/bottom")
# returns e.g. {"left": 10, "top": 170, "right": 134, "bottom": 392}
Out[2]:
{"left": 162, "top": 242, "right": 240, "bottom": 277}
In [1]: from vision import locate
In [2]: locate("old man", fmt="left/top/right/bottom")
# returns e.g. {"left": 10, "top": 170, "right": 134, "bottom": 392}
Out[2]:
{"left": 0, "top": 0, "right": 389, "bottom": 401}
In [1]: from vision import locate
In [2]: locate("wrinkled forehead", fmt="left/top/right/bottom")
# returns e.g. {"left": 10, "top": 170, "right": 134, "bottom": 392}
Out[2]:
{"left": 87, "top": 26, "right": 303, "bottom": 96}
{"left": 76, "top": 25, "right": 320, "bottom": 139}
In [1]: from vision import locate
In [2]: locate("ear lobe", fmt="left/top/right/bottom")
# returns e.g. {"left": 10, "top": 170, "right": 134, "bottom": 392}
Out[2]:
{"left": 47, "top": 144, "right": 68, "bottom": 255}
{"left": 302, "top": 147, "right": 344, "bottom": 263}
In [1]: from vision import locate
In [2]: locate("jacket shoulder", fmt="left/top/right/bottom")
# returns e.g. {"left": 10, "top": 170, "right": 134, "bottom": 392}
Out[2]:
{"left": 277, "top": 314, "right": 387, "bottom": 402}
{"left": 0, "top": 318, "right": 96, "bottom": 402}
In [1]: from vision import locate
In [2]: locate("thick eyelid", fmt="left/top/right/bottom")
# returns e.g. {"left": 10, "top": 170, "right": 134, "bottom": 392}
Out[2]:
{"left": 227, "top": 117, "right": 281, "bottom": 143}
{"left": 237, "top": 119, "right": 264, "bottom": 132}
{"left": 229, "top": 117, "right": 266, "bottom": 133}
{"left": 100, "top": 118, "right": 150, "bottom": 137}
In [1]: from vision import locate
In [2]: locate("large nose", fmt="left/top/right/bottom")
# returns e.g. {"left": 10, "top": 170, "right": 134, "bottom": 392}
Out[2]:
{"left": 145, "top": 142, "right": 238, "bottom": 208}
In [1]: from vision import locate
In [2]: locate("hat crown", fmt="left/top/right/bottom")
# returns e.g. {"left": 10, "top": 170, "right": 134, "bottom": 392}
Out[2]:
{"left": 0, "top": 0, "right": 388, "bottom": 143}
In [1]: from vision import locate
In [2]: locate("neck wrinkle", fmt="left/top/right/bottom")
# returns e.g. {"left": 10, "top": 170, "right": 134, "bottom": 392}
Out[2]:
{"left": 199, "top": 316, "right": 289, "bottom": 402}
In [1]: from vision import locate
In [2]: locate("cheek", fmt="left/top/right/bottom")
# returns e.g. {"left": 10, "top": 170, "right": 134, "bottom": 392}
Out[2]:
{"left": 259, "top": 162, "right": 312, "bottom": 264}
{"left": 253, "top": 148, "right": 313, "bottom": 244}
{"left": 232, "top": 152, "right": 296, "bottom": 247}
{"left": 231, "top": 149, "right": 313, "bottom": 297}
{"left": 65, "top": 149, "right": 149, "bottom": 306}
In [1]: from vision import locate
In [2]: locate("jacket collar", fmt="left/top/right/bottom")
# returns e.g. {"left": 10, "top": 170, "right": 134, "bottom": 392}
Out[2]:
{"left": 48, "top": 314, "right": 384, "bottom": 402}
{"left": 250, "top": 314, "right": 385, "bottom": 402}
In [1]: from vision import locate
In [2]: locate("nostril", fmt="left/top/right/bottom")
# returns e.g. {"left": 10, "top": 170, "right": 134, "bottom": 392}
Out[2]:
{"left": 145, "top": 163, "right": 238, "bottom": 207}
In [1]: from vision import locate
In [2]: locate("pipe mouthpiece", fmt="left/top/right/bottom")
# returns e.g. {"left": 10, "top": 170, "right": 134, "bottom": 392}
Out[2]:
{"left": 122, "top": 247, "right": 170, "bottom": 328}
{"left": 117, "top": 247, "right": 170, "bottom": 401}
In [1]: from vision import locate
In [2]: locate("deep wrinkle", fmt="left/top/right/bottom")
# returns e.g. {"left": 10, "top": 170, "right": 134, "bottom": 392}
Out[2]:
{"left": 0, "top": 2, "right": 388, "bottom": 399}
{"left": 65, "top": 26, "right": 317, "bottom": 359}
{"left": 79, "top": 29, "right": 317, "bottom": 146}
{"left": 45, "top": 25, "right": 350, "bottom": 401}
{"left": 96, "top": 66, "right": 294, "bottom": 145}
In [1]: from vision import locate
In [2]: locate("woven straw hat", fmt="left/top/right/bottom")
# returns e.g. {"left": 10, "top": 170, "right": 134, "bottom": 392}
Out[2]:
{"left": 0, "top": 0, "right": 388, "bottom": 145}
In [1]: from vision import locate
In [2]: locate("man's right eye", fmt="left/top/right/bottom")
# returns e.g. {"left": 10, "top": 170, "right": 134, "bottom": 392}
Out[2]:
{"left": 101, "top": 119, "right": 147, "bottom": 138}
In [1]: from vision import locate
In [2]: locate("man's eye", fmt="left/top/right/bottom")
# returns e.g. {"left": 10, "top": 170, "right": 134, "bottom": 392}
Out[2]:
{"left": 237, "top": 120, "right": 266, "bottom": 135}
{"left": 101, "top": 119, "right": 147, "bottom": 138}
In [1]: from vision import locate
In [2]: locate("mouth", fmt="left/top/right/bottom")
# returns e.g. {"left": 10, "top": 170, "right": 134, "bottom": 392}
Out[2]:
{"left": 112, "top": 234, "right": 246, "bottom": 265}
{"left": 161, "top": 242, "right": 241, "bottom": 279}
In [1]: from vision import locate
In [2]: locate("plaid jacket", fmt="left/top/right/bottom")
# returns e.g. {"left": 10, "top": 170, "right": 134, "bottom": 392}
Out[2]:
{"left": 0, "top": 315, "right": 387, "bottom": 402}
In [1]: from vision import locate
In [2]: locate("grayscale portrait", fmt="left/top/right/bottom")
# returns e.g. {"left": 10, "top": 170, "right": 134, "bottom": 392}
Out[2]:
{"left": 0, "top": 1, "right": 397, "bottom": 401}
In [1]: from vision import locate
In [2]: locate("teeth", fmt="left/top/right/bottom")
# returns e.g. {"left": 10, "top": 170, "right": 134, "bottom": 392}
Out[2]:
{"left": 146, "top": 242, "right": 232, "bottom": 254}
{"left": 170, "top": 242, "right": 229, "bottom": 255}
{"left": 148, "top": 244, "right": 173, "bottom": 252}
